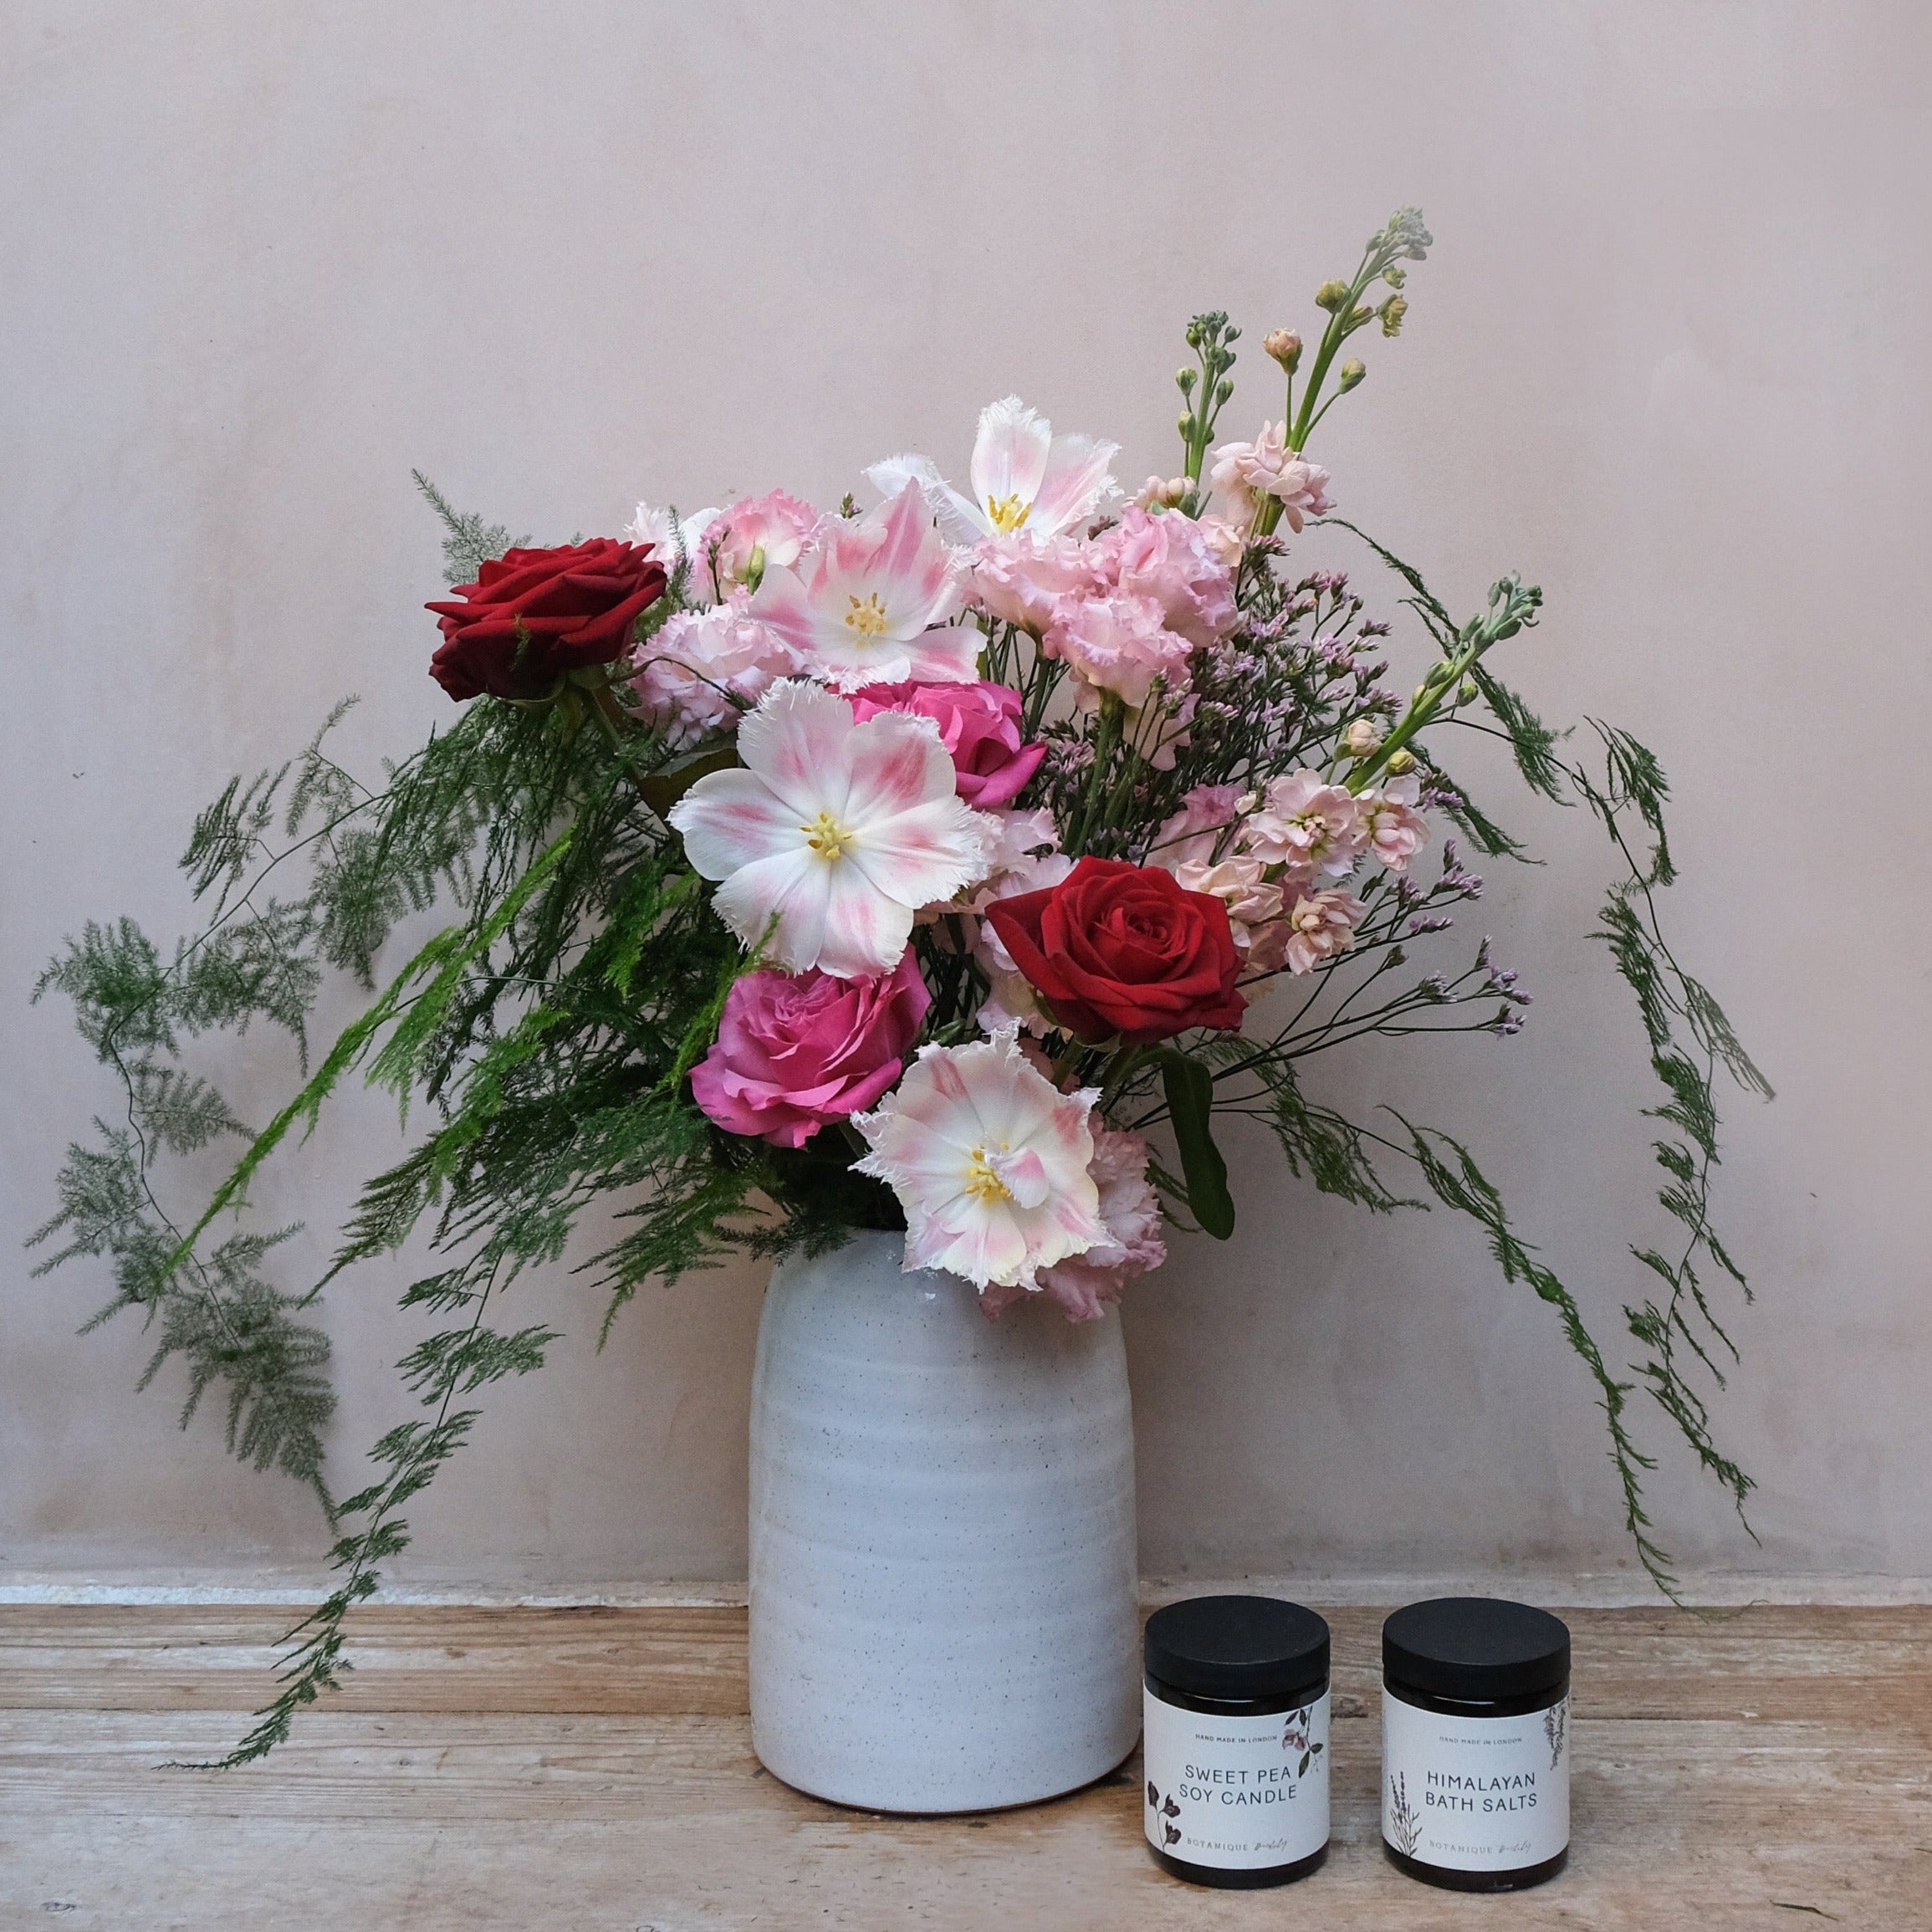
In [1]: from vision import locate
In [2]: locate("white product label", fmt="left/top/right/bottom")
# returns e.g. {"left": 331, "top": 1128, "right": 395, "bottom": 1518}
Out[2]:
{"left": 1142, "top": 1689, "right": 1329, "bottom": 1870}
{"left": 1382, "top": 1690, "right": 1570, "bottom": 1871}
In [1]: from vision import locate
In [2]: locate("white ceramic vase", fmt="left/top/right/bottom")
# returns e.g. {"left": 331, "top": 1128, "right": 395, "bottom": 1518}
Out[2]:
{"left": 748, "top": 1228, "right": 1141, "bottom": 1813}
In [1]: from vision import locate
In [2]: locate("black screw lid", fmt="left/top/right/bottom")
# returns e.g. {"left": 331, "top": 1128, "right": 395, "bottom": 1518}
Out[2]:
{"left": 1383, "top": 1597, "right": 1571, "bottom": 1703}
{"left": 1143, "top": 1595, "right": 1331, "bottom": 1701}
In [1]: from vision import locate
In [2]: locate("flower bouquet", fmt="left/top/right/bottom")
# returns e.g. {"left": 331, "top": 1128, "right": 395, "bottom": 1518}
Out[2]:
{"left": 36, "top": 210, "right": 1766, "bottom": 1781}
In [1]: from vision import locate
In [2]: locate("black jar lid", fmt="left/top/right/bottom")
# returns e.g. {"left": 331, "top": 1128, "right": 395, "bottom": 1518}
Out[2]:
{"left": 1383, "top": 1597, "right": 1571, "bottom": 1703}
{"left": 1144, "top": 1595, "right": 1331, "bottom": 1701}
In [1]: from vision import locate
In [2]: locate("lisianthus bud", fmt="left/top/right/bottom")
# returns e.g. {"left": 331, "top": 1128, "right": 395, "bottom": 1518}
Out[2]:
{"left": 1263, "top": 328, "right": 1303, "bottom": 372}
{"left": 1339, "top": 358, "right": 1367, "bottom": 392}
{"left": 1380, "top": 295, "right": 1408, "bottom": 337}
{"left": 1342, "top": 718, "right": 1383, "bottom": 759}
{"left": 1315, "top": 279, "right": 1351, "bottom": 313}
{"left": 1386, "top": 749, "right": 1416, "bottom": 775}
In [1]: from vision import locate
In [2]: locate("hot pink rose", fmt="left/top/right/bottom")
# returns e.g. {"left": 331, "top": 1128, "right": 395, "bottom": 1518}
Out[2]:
{"left": 690, "top": 953, "right": 929, "bottom": 1148}
{"left": 1093, "top": 505, "right": 1238, "bottom": 647}
{"left": 846, "top": 680, "right": 1046, "bottom": 810}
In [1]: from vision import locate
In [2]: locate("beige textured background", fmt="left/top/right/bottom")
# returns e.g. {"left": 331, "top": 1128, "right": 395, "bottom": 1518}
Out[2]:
{"left": 3, "top": 2, "right": 1927, "bottom": 1600}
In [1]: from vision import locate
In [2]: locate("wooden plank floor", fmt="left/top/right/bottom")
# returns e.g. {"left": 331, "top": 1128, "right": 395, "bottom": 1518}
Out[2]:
{"left": 2, "top": 1603, "right": 1928, "bottom": 1929}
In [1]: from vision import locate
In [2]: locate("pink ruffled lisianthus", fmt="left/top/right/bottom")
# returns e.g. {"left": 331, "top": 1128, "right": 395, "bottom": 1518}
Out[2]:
{"left": 847, "top": 679, "right": 1045, "bottom": 810}
{"left": 1093, "top": 505, "right": 1238, "bottom": 648}
{"left": 689, "top": 952, "right": 929, "bottom": 1149}
{"left": 629, "top": 595, "right": 803, "bottom": 749}
{"left": 982, "top": 1127, "right": 1167, "bottom": 1321}
{"left": 966, "top": 531, "right": 1099, "bottom": 636}
{"left": 706, "top": 490, "right": 821, "bottom": 595}
{"left": 1045, "top": 590, "right": 1194, "bottom": 711}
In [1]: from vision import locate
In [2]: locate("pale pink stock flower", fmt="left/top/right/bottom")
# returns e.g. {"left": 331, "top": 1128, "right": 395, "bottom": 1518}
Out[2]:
{"left": 707, "top": 490, "right": 821, "bottom": 595}
{"left": 1241, "top": 769, "right": 1365, "bottom": 882}
{"left": 852, "top": 1028, "right": 1109, "bottom": 1292}
{"left": 1147, "top": 783, "right": 1245, "bottom": 869}
{"left": 966, "top": 531, "right": 1099, "bottom": 636}
{"left": 1093, "top": 505, "right": 1238, "bottom": 648}
{"left": 868, "top": 396, "right": 1119, "bottom": 547}
{"left": 667, "top": 680, "right": 988, "bottom": 978}
{"left": 1173, "top": 857, "right": 1285, "bottom": 956}
{"left": 751, "top": 481, "right": 972, "bottom": 691}
{"left": 1045, "top": 590, "right": 1194, "bottom": 711}
{"left": 630, "top": 595, "right": 803, "bottom": 749}
{"left": 984, "top": 1127, "right": 1167, "bottom": 1321}
{"left": 1280, "top": 888, "right": 1367, "bottom": 975}
{"left": 1357, "top": 774, "right": 1430, "bottom": 872}
{"left": 624, "top": 500, "right": 720, "bottom": 584}
{"left": 1207, "top": 422, "right": 1334, "bottom": 534}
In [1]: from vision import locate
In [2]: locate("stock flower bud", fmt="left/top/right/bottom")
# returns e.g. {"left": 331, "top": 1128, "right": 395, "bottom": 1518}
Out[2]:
{"left": 1342, "top": 718, "right": 1383, "bottom": 759}
{"left": 1458, "top": 677, "right": 1478, "bottom": 703}
{"left": 1177, "top": 366, "right": 1198, "bottom": 392}
{"left": 1339, "top": 359, "right": 1367, "bottom": 392}
{"left": 1315, "top": 279, "right": 1351, "bottom": 313}
{"left": 1379, "top": 295, "right": 1408, "bottom": 337}
{"left": 1264, "top": 328, "right": 1303, "bottom": 372}
{"left": 1386, "top": 749, "right": 1416, "bottom": 775}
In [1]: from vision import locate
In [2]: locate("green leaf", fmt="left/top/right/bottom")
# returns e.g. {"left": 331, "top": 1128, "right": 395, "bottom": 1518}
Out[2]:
{"left": 637, "top": 742, "right": 741, "bottom": 820}
{"left": 1154, "top": 1049, "right": 1235, "bottom": 1239}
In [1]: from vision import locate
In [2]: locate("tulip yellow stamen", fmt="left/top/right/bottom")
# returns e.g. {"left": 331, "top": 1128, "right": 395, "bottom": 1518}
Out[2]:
{"left": 963, "top": 1146, "right": 1015, "bottom": 1204}
{"left": 803, "top": 811, "right": 856, "bottom": 861}
{"left": 844, "top": 591, "right": 890, "bottom": 639}
{"left": 984, "top": 492, "right": 1031, "bottom": 534}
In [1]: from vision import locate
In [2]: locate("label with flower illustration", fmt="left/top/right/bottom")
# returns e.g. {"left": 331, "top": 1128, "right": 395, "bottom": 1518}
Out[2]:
{"left": 1142, "top": 1689, "right": 1330, "bottom": 1868}
{"left": 1381, "top": 1692, "right": 1570, "bottom": 1870}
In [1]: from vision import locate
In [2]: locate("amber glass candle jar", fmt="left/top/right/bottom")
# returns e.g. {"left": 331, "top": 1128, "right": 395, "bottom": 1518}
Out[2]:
{"left": 1381, "top": 1597, "right": 1572, "bottom": 1891}
{"left": 1142, "top": 1595, "right": 1331, "bottom": 1889}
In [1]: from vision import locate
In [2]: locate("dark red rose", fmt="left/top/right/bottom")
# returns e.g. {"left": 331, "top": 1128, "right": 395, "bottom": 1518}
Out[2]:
{"left": 426, "top": 539, "right": 667, "bottom": 700}
{"left": 984, "top": 856, "right": 1245, "bottom": 1045}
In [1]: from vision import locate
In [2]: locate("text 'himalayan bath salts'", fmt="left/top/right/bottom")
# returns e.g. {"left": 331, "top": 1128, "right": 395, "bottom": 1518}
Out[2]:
{"left": 1381, "top": 1597, "right": 1572, "bottom": 1891}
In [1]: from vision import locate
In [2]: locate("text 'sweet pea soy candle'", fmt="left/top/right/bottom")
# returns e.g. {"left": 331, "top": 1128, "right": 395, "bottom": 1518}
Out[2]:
{"left": 1141, "top": 1595, "right": 1331, "bottom": 1888}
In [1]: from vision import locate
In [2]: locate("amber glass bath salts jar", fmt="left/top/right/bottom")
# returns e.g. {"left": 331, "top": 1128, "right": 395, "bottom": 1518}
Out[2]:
{"left": 1142, "top": 1596, "right": 1331, "bottom": 1888}
{"left": 1381, "top": 1597, "right": 1572, "bottom": 1891}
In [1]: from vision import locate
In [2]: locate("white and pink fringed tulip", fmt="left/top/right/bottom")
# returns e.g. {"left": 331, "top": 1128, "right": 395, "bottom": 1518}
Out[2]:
{"left": 868, "top": 396, "right": 1119, "bottom": 546}
{"left": 667, "top": 680, "right": 989, "bottom": 978}
{"left": 852, "top": 1029, "right": 1109, "bottom": 1292}
{"left": 750, "top": 481, "right": 972, "bottom": 691}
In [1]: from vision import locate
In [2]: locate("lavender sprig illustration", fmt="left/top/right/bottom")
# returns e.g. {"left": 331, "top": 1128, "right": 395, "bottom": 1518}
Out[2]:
{"left": 1388, "top": 1771, "right": 1423, "bottom": 1857}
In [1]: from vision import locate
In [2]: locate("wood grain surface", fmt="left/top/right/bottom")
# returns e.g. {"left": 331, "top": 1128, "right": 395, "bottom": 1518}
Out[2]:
{"left": 2, "top": 1602, "right": 1926, "bottom": 1928}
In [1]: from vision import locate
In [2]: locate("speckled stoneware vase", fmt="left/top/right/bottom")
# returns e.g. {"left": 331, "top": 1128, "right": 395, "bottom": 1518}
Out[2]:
{"left": 749, "top": 1228, "right": 1142, "bottom": 1813}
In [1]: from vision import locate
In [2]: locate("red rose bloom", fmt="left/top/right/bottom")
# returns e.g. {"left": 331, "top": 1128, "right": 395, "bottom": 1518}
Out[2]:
{"left": 984, "top": 856, "right": 1246, "bottom": 1045}
{"left": 427, "top": 539, "right": 667, "bottom": 701}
